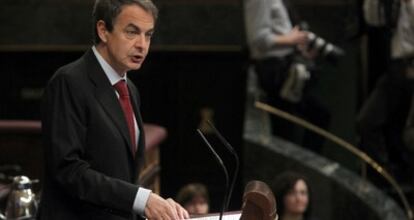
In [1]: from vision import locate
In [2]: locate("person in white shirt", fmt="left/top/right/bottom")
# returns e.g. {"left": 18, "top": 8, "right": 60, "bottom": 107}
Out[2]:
{"left": 244, "top": 0, "right": 331, "bottom": 153}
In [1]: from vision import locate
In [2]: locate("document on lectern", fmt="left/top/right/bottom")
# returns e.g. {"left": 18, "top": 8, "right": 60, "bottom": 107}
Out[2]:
{"left": 190, "top": 213, "right": 241, "bottom": 220}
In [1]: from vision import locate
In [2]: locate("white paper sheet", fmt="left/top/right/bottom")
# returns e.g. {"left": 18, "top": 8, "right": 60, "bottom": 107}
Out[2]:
{"left": 190, "top": 213, "right": 241, "bottom": 220}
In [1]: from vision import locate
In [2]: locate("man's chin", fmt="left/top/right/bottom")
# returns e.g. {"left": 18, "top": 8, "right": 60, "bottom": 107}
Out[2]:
{"left": 129, "top": 63, "right": 142, "bottom": 71}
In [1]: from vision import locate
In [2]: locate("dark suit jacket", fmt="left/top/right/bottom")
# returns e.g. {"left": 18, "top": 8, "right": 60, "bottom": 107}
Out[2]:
{"left": 38, "top": 49, "right": 146, "bottom": 220}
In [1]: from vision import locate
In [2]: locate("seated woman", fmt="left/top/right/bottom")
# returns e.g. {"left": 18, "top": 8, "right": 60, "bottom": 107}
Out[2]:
{"left": 271, "top": 171, "right": 316, "bottom": 220}
{"left": 176, "top": 183, "right": 210, "bottom": 215}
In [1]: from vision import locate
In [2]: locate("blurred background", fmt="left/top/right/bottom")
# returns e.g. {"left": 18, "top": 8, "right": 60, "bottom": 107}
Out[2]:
{"left": 0, "top": 0, "right": 413, "bottom": 219}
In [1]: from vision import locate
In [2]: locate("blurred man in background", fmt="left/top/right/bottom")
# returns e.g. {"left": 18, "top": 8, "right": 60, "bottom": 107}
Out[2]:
{"left": 357, "top": 0, "right": 414, "bottom": 183}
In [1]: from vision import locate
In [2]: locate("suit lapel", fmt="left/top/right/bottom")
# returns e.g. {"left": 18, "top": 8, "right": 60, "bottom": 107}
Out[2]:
{"left": 127, "top": 80, "right": 146, "bottom": 161}
{"left": 84, "top": 50, "right": 134, "bottom": 157}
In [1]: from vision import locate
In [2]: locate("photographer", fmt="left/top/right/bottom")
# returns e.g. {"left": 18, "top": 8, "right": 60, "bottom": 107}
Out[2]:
{"left": 244, "top": 0, "right": 331, "bottom": 153}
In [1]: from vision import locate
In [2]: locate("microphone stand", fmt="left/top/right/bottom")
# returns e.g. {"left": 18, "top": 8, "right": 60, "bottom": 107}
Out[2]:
{"left": 197, "top": 129, "right": 229, "bottom": 220}
{"left": 205, "top": 120, "right": 240, "bottom": 211}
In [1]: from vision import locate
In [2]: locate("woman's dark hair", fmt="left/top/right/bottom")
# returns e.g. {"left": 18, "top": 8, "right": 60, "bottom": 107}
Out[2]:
{"left": 176, "top": 183, "right": 210, "bottom": 206}
{"left": 271, "top": 171, "right": 312, "bottom": 219}
{"left": 92, "top": 0, "right": 158, "bottom": 44}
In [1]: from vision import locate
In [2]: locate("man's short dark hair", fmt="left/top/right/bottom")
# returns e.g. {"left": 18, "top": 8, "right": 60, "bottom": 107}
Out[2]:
{"left": 92, "top": 0, "right": 158, "bottom": 45}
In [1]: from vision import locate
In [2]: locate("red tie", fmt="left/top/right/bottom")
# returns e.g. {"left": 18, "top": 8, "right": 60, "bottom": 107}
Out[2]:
{"left": 114, "top": 80, "right": 136, "bottom": 155}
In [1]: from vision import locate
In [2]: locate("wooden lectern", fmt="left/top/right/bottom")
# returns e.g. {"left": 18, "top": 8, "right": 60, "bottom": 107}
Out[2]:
{"left": 190, "top": 180, "right": 277, "bottom": 220}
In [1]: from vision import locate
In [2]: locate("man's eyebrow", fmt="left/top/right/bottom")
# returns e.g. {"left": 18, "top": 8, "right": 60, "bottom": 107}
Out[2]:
{"left": 126, "top": 23, "right": 140, "bottom": 30}
{"left": 126, "top": 23, "right": 154, "bottom": 33}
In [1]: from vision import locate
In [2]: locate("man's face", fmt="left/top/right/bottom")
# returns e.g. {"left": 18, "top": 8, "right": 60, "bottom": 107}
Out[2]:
{"left": 98, "top": 4, "right": 154, "bottom": 74}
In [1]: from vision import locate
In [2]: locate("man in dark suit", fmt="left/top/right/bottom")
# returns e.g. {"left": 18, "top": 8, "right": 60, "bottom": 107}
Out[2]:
{"left": 38, "top": 0, "right": 189, "bottom": 219}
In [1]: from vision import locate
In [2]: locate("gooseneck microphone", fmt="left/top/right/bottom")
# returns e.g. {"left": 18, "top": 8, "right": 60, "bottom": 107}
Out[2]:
{"left": 197, "top": 129, "right": 229, "bottom": 220}
{"left": 205, "top": 120, "right": 240, "bottom": 211}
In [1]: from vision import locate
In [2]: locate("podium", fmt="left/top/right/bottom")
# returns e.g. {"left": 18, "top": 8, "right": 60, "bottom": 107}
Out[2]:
{"left": 190, "top": 181, "right": 277, "bottom": 220}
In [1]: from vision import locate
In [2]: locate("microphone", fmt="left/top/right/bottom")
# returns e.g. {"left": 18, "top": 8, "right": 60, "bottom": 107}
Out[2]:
{"left": 197, "top": 129, "right": 229, "bottom": 220}
{"left": 205, "top": 120, "right": 239, "bottom": 211}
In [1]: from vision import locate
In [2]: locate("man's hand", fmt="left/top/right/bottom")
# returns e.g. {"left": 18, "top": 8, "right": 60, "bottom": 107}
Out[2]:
{"left": 145, "top": 193, "right": 190, "bottom": 220}
{"left": 287, "top": 26, "right": 309, "bottom": 45}
{"left": 275, "top": 26, "right": 309, "bottom": 46}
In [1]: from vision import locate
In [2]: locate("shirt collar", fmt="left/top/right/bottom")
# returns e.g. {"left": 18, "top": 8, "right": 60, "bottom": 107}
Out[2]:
{"left": 92, "top": 46, "right": 127, "bottom": 86}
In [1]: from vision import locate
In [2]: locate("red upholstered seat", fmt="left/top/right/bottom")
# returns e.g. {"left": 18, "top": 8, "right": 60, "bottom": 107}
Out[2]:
{"left": 0, "top": 120, "right": 168, "bottom": 149}
{"left": 0, "top": 120, "right": 41, "bottom": 134}
{"left": 0, "top": 120, "right": 166, "bottom": 193}
{"left": 141, "top": 123, "right": 166, "bottom": 193}
{"left": 0, "top": 120, "right": 43, "bottom": 184}
{"left": 143, "top": 123, "right": 167, "bottom": 151}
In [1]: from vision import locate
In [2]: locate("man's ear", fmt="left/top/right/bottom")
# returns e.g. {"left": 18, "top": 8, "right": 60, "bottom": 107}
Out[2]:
{"left": 96, "top": 20, "right": 109, "bottom": 43}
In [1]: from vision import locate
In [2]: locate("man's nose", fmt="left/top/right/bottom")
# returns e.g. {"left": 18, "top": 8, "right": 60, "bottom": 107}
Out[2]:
{"left": 134, "top": 34, "right": 147, "bottom": 49}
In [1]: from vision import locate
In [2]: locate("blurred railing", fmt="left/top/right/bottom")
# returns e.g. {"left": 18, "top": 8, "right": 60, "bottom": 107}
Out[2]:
{"left": 255, "top": 101, "right": 414, "bottom": 220}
